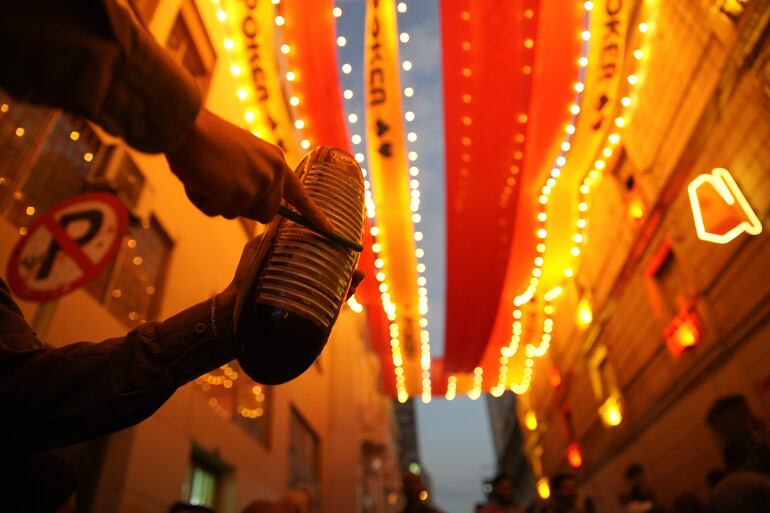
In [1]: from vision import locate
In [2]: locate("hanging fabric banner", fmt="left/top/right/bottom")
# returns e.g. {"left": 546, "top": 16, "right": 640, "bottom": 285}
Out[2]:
{"left": 533, "top": 0, "right": 630, "bottom": 293}
{"left": 227, "top": 0, "right": 302, "bottom": 164}
{"left": 475, "top": 0, "right": 584, "bottom": 386}
{"left": 364, "top": 0, "right": 422, "bottom": 396}
{"left": 441, "top": 0, "right": 541, "bottom": 376}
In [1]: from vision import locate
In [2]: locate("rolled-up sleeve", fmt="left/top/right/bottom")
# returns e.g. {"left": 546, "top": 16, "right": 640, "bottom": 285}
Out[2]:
{"left": 0, "top": 280, "right": 234, "bottom": 456}
{"left": 0, "top": 0, "right": 201, "bottom": 153}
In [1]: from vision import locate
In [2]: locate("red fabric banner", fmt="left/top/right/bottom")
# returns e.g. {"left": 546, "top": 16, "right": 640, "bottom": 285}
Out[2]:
{"left": 441, "top": 0, "right": 541, "bottom": 375}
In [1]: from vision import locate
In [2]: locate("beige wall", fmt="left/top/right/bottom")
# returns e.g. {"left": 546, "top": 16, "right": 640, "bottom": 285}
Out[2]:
{"left": 527, "top": 1, "right": 770, "bottom": 511}
{"left": 86, "top": 308, "right": 396, "bottom": 513}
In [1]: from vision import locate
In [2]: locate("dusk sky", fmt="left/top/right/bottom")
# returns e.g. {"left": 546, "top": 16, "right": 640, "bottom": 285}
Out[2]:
{"left": 336, "top": 1, "right": 497, "bottom": 511}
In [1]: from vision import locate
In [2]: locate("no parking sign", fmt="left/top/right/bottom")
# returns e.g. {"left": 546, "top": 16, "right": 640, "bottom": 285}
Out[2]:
{"left": 6, "top": 192, "right": 128, "bottom": 302}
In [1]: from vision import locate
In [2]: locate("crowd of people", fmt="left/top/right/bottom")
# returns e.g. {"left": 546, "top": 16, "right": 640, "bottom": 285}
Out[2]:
{"left": 419, "top": 395, "right": 770, "bottom": 513}
{"left": 170, "top": 488, "right": 313, "bottom": 513}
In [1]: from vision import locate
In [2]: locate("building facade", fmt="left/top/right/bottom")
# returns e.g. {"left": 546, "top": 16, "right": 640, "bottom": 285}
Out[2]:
{"left": 0, "top": 1, "right": 401, "bottom": 512}
{"left": 520, "top": 0, "right": 770, "bottom": 511}
{"left": 393, "top": 399, "right": 421, "bottom": 476}
{"left": 486, "top": 394, "right": 536, "bottom": 509}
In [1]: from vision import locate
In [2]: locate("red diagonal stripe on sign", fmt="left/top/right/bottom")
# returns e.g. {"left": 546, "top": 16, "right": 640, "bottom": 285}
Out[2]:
{"left": 41, "top": 216, "right": 98, "bottom": 276}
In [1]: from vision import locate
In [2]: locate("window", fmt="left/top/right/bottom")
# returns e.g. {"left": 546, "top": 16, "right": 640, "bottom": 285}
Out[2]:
{"left": 588, "top": 345, "right": 625, "bottom": 426}
{"left": 86, "top": 216, "right": 173, "bottom": 326}
{"left": 360, "top": 442, "right": 387, "bottom": 513}
{"left": 129, "top": 0, "right": 161, "bottom": 25}
{"left": 91, "top": 150, "right": 146, "bottom": 209}
{"left": 289, "top": 408, "right": 321, "bottom": 511}
{"left": 0, "top": 94, "right": 56, "bottom": 209}
{"left": 166, "top": 0, "right": 217, "bottom": 96}
{"left": 186, "top": 464, "right": 217, "bottom": 507}
{"left": 716, "top": 0, "right": 750, "bottom": 23}
{"left": 588, "top": 345, "right": 617, "bottom": 401}
{"left": 610, "top": 147, "right": 648, "bottom": 223}
{"left": 182, "top": 447, "right": 232, "bottom": 510}
{"left": 194, "top": 362, "right": 274, "bottom": 448}
{"left": 645, "top": 243, "right": 693, "bottom": 322}
{"left": 0, "top": 103, "right": 104, "bottom": 227}
{"left": 654, "top": 251, "right": 688, "bottom": 313}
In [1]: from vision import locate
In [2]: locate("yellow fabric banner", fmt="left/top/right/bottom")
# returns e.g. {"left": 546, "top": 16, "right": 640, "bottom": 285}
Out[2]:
{"left": 538, "top": 0, "right": 630, "bottom": 290}
{"left": 364, "top": 0, "right": 421, "bottom": 395}
{"left": 227, "top": 0, "right": 302, "bottom": 165}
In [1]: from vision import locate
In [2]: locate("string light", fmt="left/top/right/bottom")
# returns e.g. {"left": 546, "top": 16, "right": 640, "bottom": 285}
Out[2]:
{"left": 396, "top": 0, "right": 433, "bottom": 402}
{"left": 498, "top": 1, "right": 592, "bottom": 395}
{"left": 445, "top": 376, "right": 457, "bottom": 400}
{"left": 599, "top": 393, "right": 623, "bottom": 426}
{"left": 556, "top": 0, "right": 659, "bottom": 288}
{"left": 537, "top": 477, "right": 551, "bottom": 499}
{"left": 525, "top": 299, "right": 554, "bottom": 358}
{"left": 525, "top": 410, "right": 538, "bottom": 430}
{"left": 503, "top": 0, "right": 658, "bottom": 400}
{"left": 347, "top": 295, "right": 364, "bottom": 313}
{"left": 468, "top": 367, "right": 483, "bottom": 400}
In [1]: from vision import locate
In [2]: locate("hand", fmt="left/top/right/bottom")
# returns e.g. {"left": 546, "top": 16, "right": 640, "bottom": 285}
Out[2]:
{"left": 348, "top": 270, "right": 364, "bottom": 300}
{"left": 166, "top": 109, "right": 333, "bottom": 232}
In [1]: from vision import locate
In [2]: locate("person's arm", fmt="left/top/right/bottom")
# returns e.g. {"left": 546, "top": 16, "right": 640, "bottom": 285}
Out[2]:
{"left": 0, "top": 234, "right": 265, "bottom": 456}
{"left": 0, "top": 0, "right": 333, "bottom": 230}
{"left": 0, "top": 279, "right": 233, "bottom": 456}
{"left": 0, "top": 0, "right": 201, "bottom": 154}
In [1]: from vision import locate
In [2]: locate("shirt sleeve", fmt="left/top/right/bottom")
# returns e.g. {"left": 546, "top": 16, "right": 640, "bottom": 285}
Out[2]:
{"left": 0, "top": 280, "right": 234, "bottom": 456}
{"left": 0, "top": 0, "right": 202, "bottom": 153}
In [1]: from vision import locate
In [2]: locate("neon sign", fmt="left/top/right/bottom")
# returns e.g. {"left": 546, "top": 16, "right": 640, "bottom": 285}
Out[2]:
{"left": 688, "top": 168, "right": 762, "bottom": 244}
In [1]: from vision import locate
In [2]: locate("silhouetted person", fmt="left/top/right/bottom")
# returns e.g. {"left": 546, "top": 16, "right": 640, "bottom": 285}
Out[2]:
{"left": 624, "top": 464, "right": 656, "bottom": 504}
{"left": 710, "top": 471, "right": 770, "bottom": 513}
{"left": 623, "top": 463, "right": 667, "bottom": 513}
{"left": 673, "top": 493, "right": 705, "bottom": 513}
{"left": 706, "top": 469, "right": 726, "bottom": 491}
{"left": 0, "top": 452, "right": 78, "bottom": 513}
{"left": 278, "top": 487, "right": 314, "bottom": 513}
{"left": 710, "top": 435, "right": 770, "bottom": 513}
{"left": 479, "top": 473, "right": 524, "bottom": 513}
{"left": 0, "top": 0, "right": 337, "bottom": 457}
{"left": 240, "top": 500, "right": 281, "bottom": 513}
{"left": 400, "top": 472, "right": 443, "bottom": 513}
{"left": 169, "top": 503, "right": 216, "bottom": 513}
{"left": 542, "top": 473, "right": 582, "bottom": 513}
{"left": 706, "top": 395, "right": 770, "bottom": 475}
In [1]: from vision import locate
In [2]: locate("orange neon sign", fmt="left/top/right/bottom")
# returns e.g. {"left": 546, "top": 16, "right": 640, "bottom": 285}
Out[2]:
{"left": 664, "top": 307, "right": 701, "bottom": 356}
{"left": 688, "top": 168, "right": 762, "bottom": 244}
{"left": 566, "top": 442, "right": 583, "bottom": 468}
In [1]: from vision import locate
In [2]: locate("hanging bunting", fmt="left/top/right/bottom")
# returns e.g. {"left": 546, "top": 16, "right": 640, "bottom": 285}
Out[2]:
{"left": 441, "top": 0, "right": 543, "bottom": 377}
{"left": 221, "top": 0, "right": 302, "bottom": 164}
{"left": 282, "top": 0, "right": 351, "bottom": 150}
{"left": 474, "top": 0, "right": 586, "bottom": 391}
{"left": 534, "top": 0, "right": 631, "bottom": 292}
{"left": 364, "top": 0, "right": 422, "bottom": 397}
